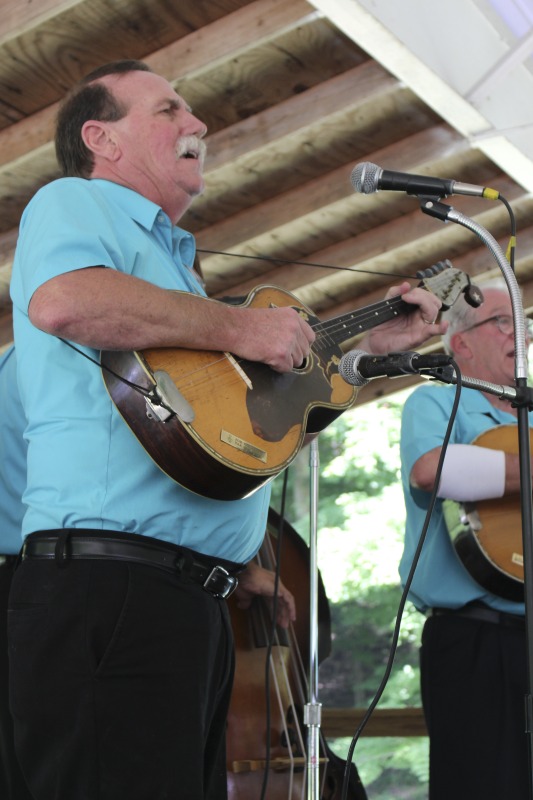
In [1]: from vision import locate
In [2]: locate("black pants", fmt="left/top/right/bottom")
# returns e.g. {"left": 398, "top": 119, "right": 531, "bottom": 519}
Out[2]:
{"left": 8, "top": 554, "right": 235, "bottom": 800}
{"left": 421, "top": 612, "right": 528, "bottom": 800}
{"left": 0, "top": 557, "right": 33, "bottom": 800}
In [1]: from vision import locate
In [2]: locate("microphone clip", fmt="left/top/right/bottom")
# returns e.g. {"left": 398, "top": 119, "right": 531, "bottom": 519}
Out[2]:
{"left": 419, "top": 197, "right": 456, "bottom": 222}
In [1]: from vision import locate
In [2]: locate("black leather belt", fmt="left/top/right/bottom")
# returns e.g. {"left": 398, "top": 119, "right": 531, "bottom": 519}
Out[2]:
{"left": 428, "top": 602, "right": 525, "bottom": 630}
{"left": 22, "top": 530, "right": 243, "bottom": 599}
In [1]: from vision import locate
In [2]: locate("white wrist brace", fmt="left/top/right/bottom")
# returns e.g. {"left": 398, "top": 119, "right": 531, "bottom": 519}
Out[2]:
{"left": 437, "top": 444, "right": 505, "bottom": 502}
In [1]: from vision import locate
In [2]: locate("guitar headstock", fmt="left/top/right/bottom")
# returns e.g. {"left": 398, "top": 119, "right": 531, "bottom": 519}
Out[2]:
{"left": 416, "top": 260, "right": 484, "bottom": 310}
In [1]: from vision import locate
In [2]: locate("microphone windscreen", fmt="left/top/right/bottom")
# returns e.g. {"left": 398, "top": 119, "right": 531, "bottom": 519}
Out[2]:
{"left": 351, "top": 162, "right": 380, "bottom": 194}
{"left": 338, "top": 350, "right": 369, "bottom": 386}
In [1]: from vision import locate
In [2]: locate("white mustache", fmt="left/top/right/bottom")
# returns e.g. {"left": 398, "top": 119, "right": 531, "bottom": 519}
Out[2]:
{"left": 176, "top": 135, "right": 207, "bottom": 166}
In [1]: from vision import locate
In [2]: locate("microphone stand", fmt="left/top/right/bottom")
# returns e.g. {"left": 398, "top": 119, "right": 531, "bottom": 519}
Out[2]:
{"left": 304, "top": 436, "right": 322, "bottom": 800}
{"left": 420, "top": 197, "right": 533, "bottom": 799}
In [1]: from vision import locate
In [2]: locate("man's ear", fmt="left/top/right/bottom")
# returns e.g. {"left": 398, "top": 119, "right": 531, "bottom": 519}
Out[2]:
{"left": 81, "top": 120, "right": 120, "bottom": 162}
{"left": 449, "top": 330, "right": 473, "bottom": 360}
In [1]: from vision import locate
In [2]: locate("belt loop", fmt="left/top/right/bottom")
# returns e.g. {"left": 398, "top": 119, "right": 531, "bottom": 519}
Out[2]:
{"left": 54, "top": 530, "right": 72, "bottom": 567}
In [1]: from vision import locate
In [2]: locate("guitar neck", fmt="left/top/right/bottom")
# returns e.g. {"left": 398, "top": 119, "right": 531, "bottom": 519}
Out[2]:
{"left": 314, "top": 295, "right": 414, "bottom": 348}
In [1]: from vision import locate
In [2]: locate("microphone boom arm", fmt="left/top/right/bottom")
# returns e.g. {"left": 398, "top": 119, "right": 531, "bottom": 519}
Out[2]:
{"left": 419, "top": 198, "right": 528, "bottom": 379}
{"left": 423, "top": 364, "right": 533, "bottom": 409}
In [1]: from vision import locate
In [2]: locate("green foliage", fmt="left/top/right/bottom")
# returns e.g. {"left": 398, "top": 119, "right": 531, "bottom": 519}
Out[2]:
{"left": 270, "top": 392, "right": 429, "bottom": 797}
{"left": 318, "top": 581, "right": 422, "bottom": 709}
{"left": 270, "top": 400, "right": 404, "bottom": 533}
{"left": 328, "top": 737, "right": 429, "bottom": 799}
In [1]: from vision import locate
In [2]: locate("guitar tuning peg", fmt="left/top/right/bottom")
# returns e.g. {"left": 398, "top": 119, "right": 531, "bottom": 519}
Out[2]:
{"left": 415, "top": 266, "right": 436, "bottom": 279}
{"left": 416, "top": 259, "right": 455, "bottom": 281}
{"left": 464, "top": 282, "right": 484, "bottom": 308}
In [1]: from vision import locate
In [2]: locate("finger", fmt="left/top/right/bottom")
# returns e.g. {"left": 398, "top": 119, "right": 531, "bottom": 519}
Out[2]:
{"left": 384, "top": 281, "right": 410, "bottom": 300}
{"left": 276, "top": 601, "right": 294, "bottom": 628}
{"left": 278, "top": 587, "right": 296, "bottom": 622}
{"left": 296, "top": 320, "right": 315, "bottom": 351}
{"left": 302, "top": 320, "right": 316, "bottom": 344}
{"left": 404, "top": 291, "right": 442, "bottom": 319}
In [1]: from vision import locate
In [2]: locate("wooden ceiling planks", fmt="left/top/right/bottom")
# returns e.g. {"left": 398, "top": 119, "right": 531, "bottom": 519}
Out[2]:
{"left": 0, "top": 0, "right": 531, "bottom": 387}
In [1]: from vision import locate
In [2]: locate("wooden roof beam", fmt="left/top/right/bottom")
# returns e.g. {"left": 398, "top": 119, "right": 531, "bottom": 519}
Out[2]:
{"left": 0, "top": 0, "right": 318, "bottom": 196}
{"left": 222, "top": 178, "right": 532, "bottom": 301}
{"left": 197, "top": 125, "right": 473, "bottom": 280}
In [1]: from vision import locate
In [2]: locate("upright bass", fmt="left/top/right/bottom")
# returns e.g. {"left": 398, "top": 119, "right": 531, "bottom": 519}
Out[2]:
{"left": 226, "top": 508, "right": 367, "bottom": 799}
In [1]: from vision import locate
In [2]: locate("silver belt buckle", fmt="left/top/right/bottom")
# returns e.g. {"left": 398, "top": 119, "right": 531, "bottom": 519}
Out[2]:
{"left": 203, "top": 565, "right": 238, "bottom": 599}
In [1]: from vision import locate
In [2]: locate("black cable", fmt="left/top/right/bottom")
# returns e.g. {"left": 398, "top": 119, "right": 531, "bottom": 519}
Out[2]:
{"left": 197, "top": 247, "right": 419, "bottom": 283}
{"left": 340, "top": 362, "right": 463, "bottom": 800}
{"left": 59, "top": 338, "right": 154, "bottom": 399}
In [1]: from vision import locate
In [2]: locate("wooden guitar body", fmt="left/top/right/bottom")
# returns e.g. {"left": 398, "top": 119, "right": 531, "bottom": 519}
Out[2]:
{"left": 445, "top": 425, "right": 529, "bottom": 602}
{"left": 101, "top": 264, "right": 479, "bottom": 500}
{"left": 102, "top": 286, "right": 355, "bottom": 501}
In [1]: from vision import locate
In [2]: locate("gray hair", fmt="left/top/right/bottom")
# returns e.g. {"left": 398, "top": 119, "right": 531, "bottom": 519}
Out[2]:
{"left": 441, "top": 277, "right": 510, "bottom": 354}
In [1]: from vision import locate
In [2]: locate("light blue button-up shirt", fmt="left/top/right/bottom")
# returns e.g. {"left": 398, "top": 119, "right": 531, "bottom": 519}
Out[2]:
{"left": 10, "top": 178, "right": 270, "bottom": 563}
{"left": 0, "top": 346, "right": 26, "bottom": 554}
{"left": 400, "top": 382, "right": 527, "bottom": 615}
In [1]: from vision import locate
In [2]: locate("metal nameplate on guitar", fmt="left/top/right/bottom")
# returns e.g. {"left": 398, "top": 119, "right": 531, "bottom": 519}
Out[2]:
{"left": 220, "top": 430, "right": 267, "bottom": 463}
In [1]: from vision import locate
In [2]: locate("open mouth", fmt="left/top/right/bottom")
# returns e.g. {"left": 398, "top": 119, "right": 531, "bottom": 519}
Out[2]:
{"left": 176, "top": 136, "right": 205, "bottom": 163}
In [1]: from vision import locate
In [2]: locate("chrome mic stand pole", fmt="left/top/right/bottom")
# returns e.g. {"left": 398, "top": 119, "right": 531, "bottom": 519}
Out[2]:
{"left": 305, "top": 436, "right": 322, "bottom": 800}
{"left": 421, "top": 198, "right": 533, "bottom": 799}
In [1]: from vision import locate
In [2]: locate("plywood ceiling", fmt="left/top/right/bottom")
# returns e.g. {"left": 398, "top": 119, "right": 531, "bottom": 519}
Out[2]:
{"left": 1, "top": 0, "right": 532, "bottom": 402}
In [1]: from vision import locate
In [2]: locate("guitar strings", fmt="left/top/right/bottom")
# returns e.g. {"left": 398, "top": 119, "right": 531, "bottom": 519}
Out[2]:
{"left": 255, "top": 536, "right": 321, "bottom": 795}
{"left": 174, "top": 293, "right": 413, "bottom": 383}
{"left": 94, "top": 293, "right": 419, "bottom": 402}
{"left": 89, "top": 293, "right": 417, "bottom": 404}
{"left": 257, "top": 531, "right": 341, "bottom": 797}
{"left": 156, "top": 274, "right": 448, "bottom": 404}
{"left": 90, "top": 268, "right": 453, "bottom": 403}
{"left": 310, "top": 297, "right": 407, "bottom": 350}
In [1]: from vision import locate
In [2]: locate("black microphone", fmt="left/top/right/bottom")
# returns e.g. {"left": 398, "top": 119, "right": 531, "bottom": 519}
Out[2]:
{"left": 351, "top": 162, "right": 500, "bottom": 200}
{"left": 338, "top": 350, "right": 454, "bottom": 386}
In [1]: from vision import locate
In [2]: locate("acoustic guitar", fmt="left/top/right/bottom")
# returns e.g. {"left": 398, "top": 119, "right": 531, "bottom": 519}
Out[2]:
{"left": 101, "top": 261, "right": 481, "bottom": 501}
{"left": 444, "top": 425, "right": 529, "bottom": 602}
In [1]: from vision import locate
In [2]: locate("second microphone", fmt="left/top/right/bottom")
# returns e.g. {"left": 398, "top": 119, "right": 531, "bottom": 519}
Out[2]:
{"left": 338, "top": 350, "right": 454, "bottom": 386}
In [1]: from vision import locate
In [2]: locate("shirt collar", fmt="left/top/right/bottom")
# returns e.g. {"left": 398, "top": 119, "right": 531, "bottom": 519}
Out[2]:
{"left": 91, "top": 178, "right": 196, "bottom": 267}
{"left": 91, "top": 179, "right": 162, "bottom": 230}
